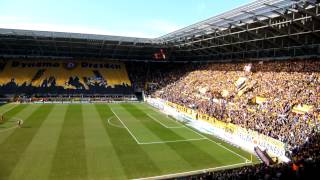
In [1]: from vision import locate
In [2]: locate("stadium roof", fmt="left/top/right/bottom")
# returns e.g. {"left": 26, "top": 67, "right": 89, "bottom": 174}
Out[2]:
{"left": 157, "top": 0, "right": 316, "bottom": 42}
{"left": 1, "top": 0, "right": 314, "bottom": 43}
{"left": 0, "top": 28, "right": 161, "bottom": 61}
{"left": 0, "top": 0, "right": 319, "bottom": 61}
{"left": 0, "top": 28, "right": 155, "bottom": 44}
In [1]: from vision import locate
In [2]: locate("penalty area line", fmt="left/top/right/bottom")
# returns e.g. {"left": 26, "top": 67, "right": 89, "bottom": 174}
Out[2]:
{"left": 110, "top": 108, "right": 142, "bottom": 144}
{"left": 161, "top": 113, "right": 252, "bottom": 163}
{"left": 205, "top": 138, "right": 251, "bottom": 163}
{"left": 139, "top": 137, "right": 207, "bottom": 145}
{"left": 133, "top": 161, "right": 252, "bottom": 180}
{"left": 144, "top": 104, "right": 184, "bottom": 127}
{"left": 146, "top": 113, "right": 183, "bottom": 129}
{"left": 106, "top": 116, "right": 125, "bottom": 129}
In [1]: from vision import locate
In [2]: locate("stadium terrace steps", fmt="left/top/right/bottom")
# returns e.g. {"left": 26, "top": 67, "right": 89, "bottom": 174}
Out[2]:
{"left": 0, "top": 60, "right": 132, "bottom": 95}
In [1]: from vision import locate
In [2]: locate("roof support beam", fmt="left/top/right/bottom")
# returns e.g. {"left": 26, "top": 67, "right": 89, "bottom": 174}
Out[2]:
{"left": 295, "top": 5, "right": 320, "bottom": 21}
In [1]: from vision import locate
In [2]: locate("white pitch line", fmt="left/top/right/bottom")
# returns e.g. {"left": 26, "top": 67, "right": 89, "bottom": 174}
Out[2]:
{"left": 146, "top": 103, "right": 251, "bottom": 162}
{"left": 139, "top": 138, "right": 207, "bottom": 145}
{"left": 144, "top": 104, "right": 184, "bottom": 127}
{"left": 107, "top": 116, "right": 125, "bottom": 129}
{"left": 0, "top": 125, "right": 18, "bottom": 133}
{"left": 146, "top": 113, "right": 183, "bottom": 129}
{"left": 205, "top": 138, "right": 251, "bottom": 162}
{"left": 160, "top": 114, "right": 251, "bottom": 162}
{"left": 110, "top": 108, "right": 141, "bottom": 144}
{"left": 133, "top": 162, "right": 252, "bottom": 180}
{"left": 111, "top": 104, "right": 253, "bottom": 163}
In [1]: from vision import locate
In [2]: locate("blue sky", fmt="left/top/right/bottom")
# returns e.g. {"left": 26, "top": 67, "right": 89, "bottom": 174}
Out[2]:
{"left": 0, "top": 0, "right": 254, "bottom": 38}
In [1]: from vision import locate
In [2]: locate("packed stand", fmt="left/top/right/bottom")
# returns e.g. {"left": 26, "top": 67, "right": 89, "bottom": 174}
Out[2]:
{"left": 138, "top": 60, "right": 320, "bottom": 151}
{"left": 0, "top": 60, "right": 133, "bottom": 95}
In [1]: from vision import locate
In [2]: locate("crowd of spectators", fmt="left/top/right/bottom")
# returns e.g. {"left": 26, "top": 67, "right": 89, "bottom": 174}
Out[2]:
{"left": 140, "top": 60, "right": 320, "bottom": 151}
{"left": 0, "top": 70, "right": 133, "bottom": 95}
{"left": 128, "top": 59, "right": 320, "bottom": 179}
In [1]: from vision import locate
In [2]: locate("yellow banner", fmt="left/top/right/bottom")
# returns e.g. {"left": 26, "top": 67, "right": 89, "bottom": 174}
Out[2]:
{"left": 166, "top": 102, "right": 197, "bottom": 119}
{"left": 292, "top": 104, "right": 313, "bottom": 114}
{"left": 166, "top": 100, "right": 285, "bottom": 151}
{"left": 254, "top": 96, "right": 267, "bottom": 104}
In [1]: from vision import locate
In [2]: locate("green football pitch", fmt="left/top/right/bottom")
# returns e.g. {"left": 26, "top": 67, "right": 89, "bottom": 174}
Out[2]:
{"left": 0, "top": 103, "right": 259, "bottom": 180}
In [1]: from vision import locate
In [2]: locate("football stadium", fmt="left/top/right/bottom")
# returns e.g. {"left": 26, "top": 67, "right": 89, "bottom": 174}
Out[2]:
{"left": 0, "top": 0, "right": 320, "bottom": 179}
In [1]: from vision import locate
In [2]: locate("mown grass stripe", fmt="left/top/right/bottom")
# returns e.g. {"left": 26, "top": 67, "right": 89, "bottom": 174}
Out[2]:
{"left": 95, "top": 104, "right": 161, "bottom": 179}
{"left": 122, "top": 104, "right": 226, "bottom": 169}
{"left": 49, "top": 104, "right": 88, "bottom": 180}
{"left": 0, "top": 104, "right": 54, "bottom": 180}
{"left": 142, "top": 104, "right": 256, "bottom": 163}
{"left": 0, "top": 103, "right": 17, "bottom": 113}
{"left": 8, "top": 104, "right": 68, "bottom": 180}
{"left": 112, "top": 104, "right": 194, "bottom": 175}
{"left": 144, "top": 103, "right": 258, "bottom": 163}
{"left": 139, "top": 103, "right": 183, "bottom": 127}
{"left": 0, "top": 103, "right": 259, "bottom": 180}
{"left": 2, "top": 104, "right": 28, "bottom": 115}
{"left": 202, "top": 133, "right": 260, "bottom": 163}
{"left": 0, "top": 105, "right": 35, "bottom": 145}
{"left": 142, "top": 112, "right": 202, "bottom": 140}
{"left": 0, "top": 104, "right": 27, "bottom": 126}
{"left": 109, "top": 104, "right": 161, "bottom": 143}
{"left": 122, "top": 104, "right": 201, "bottom": 141}
{"left": 82, "top": 104, "right": 126, "bottom": 180}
